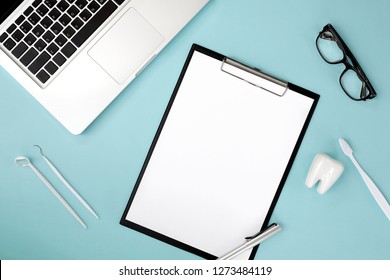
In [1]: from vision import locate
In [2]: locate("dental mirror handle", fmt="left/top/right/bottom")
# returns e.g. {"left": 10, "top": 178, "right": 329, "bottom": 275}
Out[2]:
{"left": 29, "top": 163, "right": 87, "bottom": 228}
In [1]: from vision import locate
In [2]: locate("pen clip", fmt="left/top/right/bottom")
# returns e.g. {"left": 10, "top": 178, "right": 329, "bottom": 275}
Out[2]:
{"left": 245, "top": 223, "right": 277, "bottom": 240}
{"left": 217, "top": 223, "right": 281, "bottom": 260}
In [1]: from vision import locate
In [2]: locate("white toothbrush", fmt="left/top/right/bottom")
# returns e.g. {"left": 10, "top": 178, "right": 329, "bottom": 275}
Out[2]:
{"left": 339, "top": 138, "right": 390, "bottom": 220}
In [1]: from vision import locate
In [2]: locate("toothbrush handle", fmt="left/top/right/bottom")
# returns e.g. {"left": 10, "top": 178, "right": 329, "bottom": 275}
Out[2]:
{"left": 350, "top": 156, "right": 390, "bottom": 220}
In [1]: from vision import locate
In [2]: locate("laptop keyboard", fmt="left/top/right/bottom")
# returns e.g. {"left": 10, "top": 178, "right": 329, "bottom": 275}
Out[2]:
{"left": 0, "top": 0, "right": 125, "bottom": 87}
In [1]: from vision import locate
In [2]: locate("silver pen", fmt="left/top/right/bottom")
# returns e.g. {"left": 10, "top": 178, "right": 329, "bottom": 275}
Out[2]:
{"left": 217, "top": 223, "right": 281, "bottom": 260}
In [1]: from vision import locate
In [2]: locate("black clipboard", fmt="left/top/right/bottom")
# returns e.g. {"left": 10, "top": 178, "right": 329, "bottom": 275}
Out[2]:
{"left": 120, "top": 44, "right": 319, "bottom": 259}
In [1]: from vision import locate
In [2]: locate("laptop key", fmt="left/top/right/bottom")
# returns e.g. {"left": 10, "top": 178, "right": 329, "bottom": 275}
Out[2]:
{"left": 59, "top": 14, "right": 72, "bottom": 26}
{"left": 36, "top": 69, "right": 50, "bottom": 84}
{"left": 0, "top": 33, "right": 8, "bottom": 43}
{"left": 79, "top": 10, "right": 92, "bottom": 21}
{"left": 49, "top": 8, "right": 61, "bottom": 20}
{"left": 20, "top": 48, "right": 39, "bottom": 66}
{"left": 63, "top": 26, "right": 76, "bottom": 38}
{"left": 41, "top": 16, "right": 54, "bottom": 29}
{"left": 87, "top": 1, "right": 100, "bottom": 13}
{"left": 20, "top": 21, "right": 33, "bottom": 34}
{"left": 51, "top": 22, "right": 63, "bottom": 34}
{"left": 7, "top": 24, "right": 17, "bottom": 34}
{"left": 45, "top": 61, "right": 59, "bottom": 75}
{"left": 75, "top": 0, "right": 88, "bottom": 9}
{"left": 29, "top": 51, "right": 51, "bottom": 74}
{"left": 16, "top": 15, "right": 26, "bottom": 25}
{"left": 57, "top": 1, "right": 70, "bottom": 12}
{"left": 55, "top": 34, "right": 67, "bottom": 46}
{"left": 42, "top": 31, "right": 55, "bottom": 43}
{"left": 61, "top": 42, "right": 77, "bottom": 58}
{"left": 24, "top": 33, "right": 37, "bottom": 45}
{"left": 72, "top": 1, "right": 117, "bottom": 47}
{"left": 12, "top": 42, "right": 28, "bottom": 58}
{"left": 53, "top": 52, "right": 67, "bottom": 66}
{"left": 3, "top": 38, "right": 16, "bottom": 50}
{"left": 45, "top": 0, "right": 58, "bottom": 8}
{"left": 37, "top": 4, "right": 50, "bottom": 17}
{"left": 71, "top": 18, "right": 84, "bottom": 30}
{"left": 24, "top": 7, "right": 34, "bottom": 17}
{"left": 32, "top": 0, "right": 41, "bottom": 8}
{"left": 34, "top": 39, "right": 47, "bottom": 51}
{"left": 67, "top": 5, "right": 80, "bottom": 18}
{"left": 47, "top": 43, "right": 59, "bottom": 55}
{"left": 11, "top": 30, "right": 24, "bottom": 42}
{"left": 32, "top": 25, "right": 45, "bottom": 37}
{"left": 28, "top": 13, "right": 41, "bottom": 25}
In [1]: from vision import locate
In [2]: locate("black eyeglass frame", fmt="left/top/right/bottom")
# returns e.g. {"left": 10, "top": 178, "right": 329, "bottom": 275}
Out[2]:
{"left": 316, "top": 24, "right": 377, "bottom": 101}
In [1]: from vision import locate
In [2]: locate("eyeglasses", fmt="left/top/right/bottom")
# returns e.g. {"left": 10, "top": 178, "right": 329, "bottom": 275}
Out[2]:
{"left": 316, "top": 24, "right": 376, "bottom": 101}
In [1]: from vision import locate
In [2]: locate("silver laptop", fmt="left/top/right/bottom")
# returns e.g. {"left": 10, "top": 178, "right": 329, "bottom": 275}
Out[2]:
{"left": 0, "top": 0, "right": 208, "bottom": 134}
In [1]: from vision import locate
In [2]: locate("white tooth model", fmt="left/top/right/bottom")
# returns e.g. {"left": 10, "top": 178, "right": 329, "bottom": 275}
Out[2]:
{"left": 305, "top": 153, "right": 344, "bottom": 195}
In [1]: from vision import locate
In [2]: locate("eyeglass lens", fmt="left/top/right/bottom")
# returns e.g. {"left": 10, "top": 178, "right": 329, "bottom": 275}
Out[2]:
{"left": 317, "top": 31, "right": 369, "bottom": 100}
{"left": 340, "top": 69, "right": 368, "bottom": 100}
{"left": 317, "top": 31, "right": 344, "bottom": 63}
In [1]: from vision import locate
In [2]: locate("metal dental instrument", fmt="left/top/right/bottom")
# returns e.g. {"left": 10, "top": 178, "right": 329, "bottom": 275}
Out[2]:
{"left": 34, "top": 145, "right": 99, "bottom": 219}
{"left": 15, "top": 156, "right": 87, "bottom": 229}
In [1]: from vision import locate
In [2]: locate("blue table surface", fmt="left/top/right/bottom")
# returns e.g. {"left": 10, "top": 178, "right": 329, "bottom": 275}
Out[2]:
{"left": 1, "top": 0, "right": 389, "bottom": 260}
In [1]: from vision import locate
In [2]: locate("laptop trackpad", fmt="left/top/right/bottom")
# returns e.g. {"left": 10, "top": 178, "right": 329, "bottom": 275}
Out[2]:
{"left": 88, "top": 8, "right": 164, "bottom": 84}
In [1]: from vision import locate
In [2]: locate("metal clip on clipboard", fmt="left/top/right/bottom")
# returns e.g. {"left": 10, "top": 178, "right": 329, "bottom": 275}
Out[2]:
{"left": 221, "top": 57, "right": 288, "bottom": 96}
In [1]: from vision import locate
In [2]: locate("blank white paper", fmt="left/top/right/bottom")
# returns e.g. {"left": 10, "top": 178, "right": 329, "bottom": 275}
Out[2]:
{"left": 126, "top": 50, "right": 315, "bottom": 259}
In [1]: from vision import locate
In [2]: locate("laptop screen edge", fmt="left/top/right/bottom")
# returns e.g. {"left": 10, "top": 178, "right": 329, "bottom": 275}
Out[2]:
{"left": 0, "top": 0, "right": 24, "bottom": 26}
